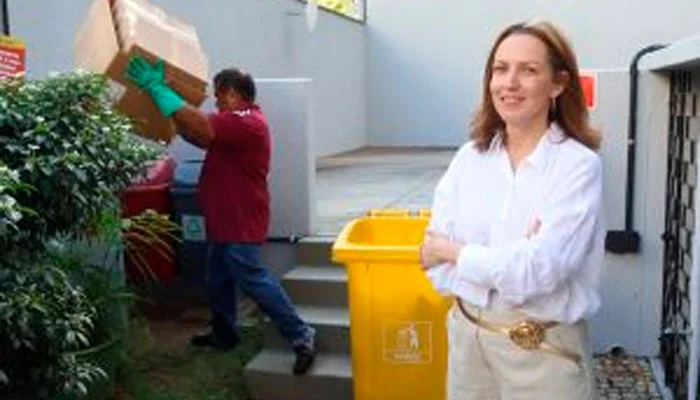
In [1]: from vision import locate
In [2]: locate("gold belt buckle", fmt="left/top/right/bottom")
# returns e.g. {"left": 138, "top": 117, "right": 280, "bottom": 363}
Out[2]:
{"left": 507, "top": 320, "right": 546, "bottom": 350}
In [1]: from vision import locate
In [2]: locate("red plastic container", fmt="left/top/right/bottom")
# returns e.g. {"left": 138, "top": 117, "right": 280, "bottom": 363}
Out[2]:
{"left": 120, "top": 156, "right": 177, "bottom": 284}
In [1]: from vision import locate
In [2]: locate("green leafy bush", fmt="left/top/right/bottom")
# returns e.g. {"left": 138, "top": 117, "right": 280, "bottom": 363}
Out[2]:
{"left": 0, "top": 263, "right": 104, "bottom": 399}
{"left": 47, "top": 238, "right": 134, "bottom": 399}
{"left": 0, "top": 72, "right": 161, "bottom": 398}
{"left": 0, "top": 72, "right": 157, "bottom": 255}
{"left": 0, "top": 162, "right": 33, "bottom": 242}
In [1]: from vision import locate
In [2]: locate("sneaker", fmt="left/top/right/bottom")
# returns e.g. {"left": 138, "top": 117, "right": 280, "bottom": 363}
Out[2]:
{"left": 190, "top": 331, "right": 239, "bottom": 351}
{"left": 293, "top": 344, "right": 317, "bottom": 375}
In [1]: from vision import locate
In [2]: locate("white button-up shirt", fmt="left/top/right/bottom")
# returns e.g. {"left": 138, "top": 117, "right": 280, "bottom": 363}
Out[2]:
{"left": 427, "top": 123, "right": 604, "bottom": 324}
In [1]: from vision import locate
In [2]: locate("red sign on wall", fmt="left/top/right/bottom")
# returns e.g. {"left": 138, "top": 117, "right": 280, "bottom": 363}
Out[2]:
{"left": 579, "top": 72, "right": 596, "bottom": 110}
{"left": 0, "top": 35, "right": 26, "bottom": 79}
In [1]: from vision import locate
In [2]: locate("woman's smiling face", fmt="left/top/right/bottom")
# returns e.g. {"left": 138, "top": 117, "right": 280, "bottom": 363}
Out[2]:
{"left": 489, "top": 33, "right": 564, "bottom": 130}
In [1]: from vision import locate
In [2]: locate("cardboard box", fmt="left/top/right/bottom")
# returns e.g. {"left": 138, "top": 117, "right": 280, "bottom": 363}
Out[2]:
{"left": 74, "top": 0, "right": 209, "bottom": 142}
{"left": 113, "top": 0, "right": 207, "bottom": 79}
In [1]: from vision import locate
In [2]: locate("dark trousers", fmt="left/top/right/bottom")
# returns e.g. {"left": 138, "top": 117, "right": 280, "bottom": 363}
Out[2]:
{"left": 205, "top": 243, "right": 312, "bottom": 348}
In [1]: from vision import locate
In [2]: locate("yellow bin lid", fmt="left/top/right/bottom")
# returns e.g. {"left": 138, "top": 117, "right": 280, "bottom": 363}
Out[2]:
{"left": 332, "top": 216, "right": 428, "bottom": 263}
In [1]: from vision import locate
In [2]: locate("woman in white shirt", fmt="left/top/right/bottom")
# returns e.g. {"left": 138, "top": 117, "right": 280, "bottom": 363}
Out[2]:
{"left": 421, "top": 20, "right": 604, "bottom": 400}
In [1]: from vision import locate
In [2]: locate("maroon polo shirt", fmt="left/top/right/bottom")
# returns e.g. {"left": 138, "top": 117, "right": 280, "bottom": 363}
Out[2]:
{"left": 197, "top": 104, "right": 270, "bottom": 243}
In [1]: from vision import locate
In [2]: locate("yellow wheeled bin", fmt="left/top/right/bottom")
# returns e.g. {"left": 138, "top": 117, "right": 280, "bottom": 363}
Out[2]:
{"left": 332, "top": 213, "right": 451, "bottom": 400}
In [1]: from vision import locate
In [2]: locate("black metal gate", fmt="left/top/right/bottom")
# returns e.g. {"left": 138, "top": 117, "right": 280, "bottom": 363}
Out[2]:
{"left": 661, "top": 69, "right": 697, "bottom": 400}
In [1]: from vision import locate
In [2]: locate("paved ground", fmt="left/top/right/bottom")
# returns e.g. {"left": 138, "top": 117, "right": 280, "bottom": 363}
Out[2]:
{"left": 315, "top": 146, "right": 667, "bottom": 399}
{"left": 316, "top": 146, "right": 453, "bottom": 234}
{"left": 595, "top": 353, "right": 663, "bottom": 399}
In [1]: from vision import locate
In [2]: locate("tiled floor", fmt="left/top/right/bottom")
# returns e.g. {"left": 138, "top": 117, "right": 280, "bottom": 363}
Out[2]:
{"left": 314, "top": 146, "right": 667, "bottom": 399}
{"left": 595, "top": 354, "right": 663, "bottom": 399}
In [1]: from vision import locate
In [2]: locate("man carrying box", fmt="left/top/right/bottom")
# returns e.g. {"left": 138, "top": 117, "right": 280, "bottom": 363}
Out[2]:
{"left": 126, "top": 57, "right": 316, "bottom": 375}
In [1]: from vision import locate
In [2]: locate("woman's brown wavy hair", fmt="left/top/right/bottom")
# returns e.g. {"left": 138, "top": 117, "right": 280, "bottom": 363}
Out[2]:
{"left": 470, "top": 20, "right": 600, "bottom": 152}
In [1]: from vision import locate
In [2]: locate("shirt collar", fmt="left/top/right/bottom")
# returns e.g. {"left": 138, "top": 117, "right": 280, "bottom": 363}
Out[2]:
{"left": 221, "top": 103, "right": 259, "bottom": 114}
{"left": 490, "top": 122, "right": 565, "bottom": 172}
{"left": 524, "top": 122, "right": 565, "bottom": 172}
{"left": 236, "top": 102, "right": 259, "bottom": 111}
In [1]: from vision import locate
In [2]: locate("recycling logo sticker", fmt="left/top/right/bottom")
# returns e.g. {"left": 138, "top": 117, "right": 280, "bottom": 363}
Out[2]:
{"left": 383, "top": 320, "right": 432, "bottom": 364}
{"left": 182, "top": 215, "right": 206, "bottom": 242}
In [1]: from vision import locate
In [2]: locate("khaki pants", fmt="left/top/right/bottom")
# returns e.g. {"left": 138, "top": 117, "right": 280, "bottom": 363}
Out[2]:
{"left": 447, "top": 302, "right": 595, "bottom": 400}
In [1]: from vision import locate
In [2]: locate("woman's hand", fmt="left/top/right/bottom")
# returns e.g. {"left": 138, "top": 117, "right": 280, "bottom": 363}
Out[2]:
{"left": 420, "top": 231, "right": 462, "bottom": 270}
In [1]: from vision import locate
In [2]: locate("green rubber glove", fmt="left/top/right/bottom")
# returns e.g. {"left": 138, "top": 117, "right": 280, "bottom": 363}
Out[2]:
{"left": 126, "top": 56, "right": 185, "bottom": 117}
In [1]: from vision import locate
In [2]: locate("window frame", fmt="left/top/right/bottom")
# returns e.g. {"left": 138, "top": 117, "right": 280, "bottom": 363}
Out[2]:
{"left": 296, "top": 0, "right": 366, "bottom": 24}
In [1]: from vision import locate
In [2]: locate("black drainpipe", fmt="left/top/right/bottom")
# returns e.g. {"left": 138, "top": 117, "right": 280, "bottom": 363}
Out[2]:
{"left": 1, "top": 0, "right": 9, "bottom": 35}
{"left": 605, "top": 44, "right": 667, "bottom": 254}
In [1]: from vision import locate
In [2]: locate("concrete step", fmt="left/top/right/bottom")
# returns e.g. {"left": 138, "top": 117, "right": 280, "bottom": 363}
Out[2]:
{"left": 296, "top": 237, "right": 338, "bottom": 266}
{"left": 245, "top": 350, "right": 353, "bottom": 400}
{"left": 263, "top": 306, "right": 350, "bottom": 354}
{"left": 282, "top": 265, "right": 348, "bottom": 307}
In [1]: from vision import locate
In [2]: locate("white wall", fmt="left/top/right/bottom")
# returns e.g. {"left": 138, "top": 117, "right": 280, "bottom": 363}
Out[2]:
{"left": 587, "top": 70, "right": 669, "bottom": 356}
{"left": 367, "top": 0, "right": 700, "bottom": 146}
{"left": 257, "top": 79, "right": 316, "bottom": 237}
{"left": 9, "top": 0, "right": 366, "bottom": 157}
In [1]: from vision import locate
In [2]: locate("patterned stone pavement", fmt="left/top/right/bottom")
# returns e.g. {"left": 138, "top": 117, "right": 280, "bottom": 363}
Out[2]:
{"left": 595, "top": 354, "right": 663, "bottom": 399}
